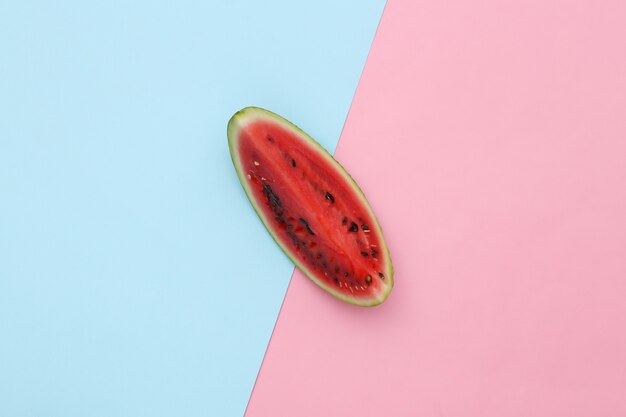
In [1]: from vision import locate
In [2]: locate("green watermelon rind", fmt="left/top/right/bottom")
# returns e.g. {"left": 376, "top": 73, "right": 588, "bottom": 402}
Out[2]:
{"left": 227, "top": 106, "right": 394, "bottom": 307}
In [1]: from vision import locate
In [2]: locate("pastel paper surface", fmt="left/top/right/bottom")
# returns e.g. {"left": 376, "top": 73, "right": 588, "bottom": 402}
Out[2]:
{"left": 246, "top": 0, "right": 626, "bottom": 415}
{"left": 0, "top": 1, "right": 384, "bottom": 416}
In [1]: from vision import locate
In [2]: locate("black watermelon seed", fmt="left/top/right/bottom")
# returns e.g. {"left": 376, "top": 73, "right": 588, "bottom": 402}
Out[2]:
{"left": 325, "top": 192, "right": 335, "bottom": 203}
{"left": 360, "top": 251, "right": 369, "bottom": 257}
{"left": 316, "top": 252, "right": 323, "bottom": 260}
{"left": 334, "top": 267, "right": 340, "bottom": 273}
{"left": 365, "top": 275, "right": 372, "bottom": 286}
{"left": 349, "top": 222, "right": 359, "bottom": 232}
{"left": 342, "top": 217, "right": 348, "bottom": 225}
{"left": 371, "top": 250, "right": 378, "bottom": 258}
{"left": 361, "top": 224, "right": 370, "bottom": 231}
{"left": 291, "top": 159, "right": 296, "bottom": 168}
{"left": 378, "top": 272, "right": 385, "bottom": 279}
{"left": 333, "top": 277, "right": 340, "bottom": 285}
{"left": 267, "top": 135, "right": 274, "bottom": 142}
{"left": 263, "top": 184, "right": 283, "bottom": 216}
{"left": 299, "top": 218, "right": 315, "bottom": 235}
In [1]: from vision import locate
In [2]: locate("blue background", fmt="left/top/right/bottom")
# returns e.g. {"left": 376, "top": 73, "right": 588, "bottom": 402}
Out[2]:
{"left": 0, "top": 1, "right": 384, "bottom": 416}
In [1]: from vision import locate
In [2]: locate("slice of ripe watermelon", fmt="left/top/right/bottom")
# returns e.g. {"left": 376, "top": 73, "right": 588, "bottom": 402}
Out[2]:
{"left": 228, "top": 107, "right": 393, "bottom": 306}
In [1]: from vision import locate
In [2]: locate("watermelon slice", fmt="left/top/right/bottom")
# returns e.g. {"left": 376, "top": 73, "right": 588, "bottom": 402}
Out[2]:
{"left": 228, "top": 107, "right": 393, "bottom": 306}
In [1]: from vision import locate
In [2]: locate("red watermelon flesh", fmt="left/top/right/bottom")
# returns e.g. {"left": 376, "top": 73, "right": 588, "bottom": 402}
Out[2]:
{"left": 228, "top": 107, "right": 393, "bottom": 306}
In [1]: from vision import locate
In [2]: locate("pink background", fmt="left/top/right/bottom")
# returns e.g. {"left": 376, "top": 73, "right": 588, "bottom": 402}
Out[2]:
{"left": 246, "top": 0, "right": 626, "bottom": 415}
